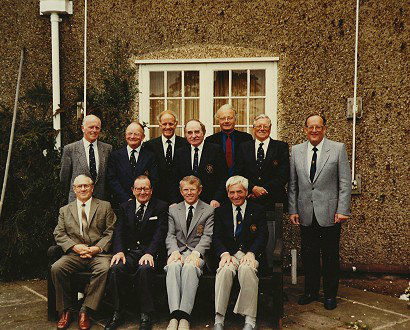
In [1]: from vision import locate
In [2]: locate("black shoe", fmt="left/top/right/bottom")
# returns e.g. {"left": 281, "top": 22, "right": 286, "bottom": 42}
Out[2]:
{"left": 140, "top": 312, "right": 152, "bottom": 330}
{"left": 324, "top": 297, "right": 337, "bottom": 310}
{"left": 298, "top": 293, "right": 319, "bottom": 305}
{"left": 105, "top": 311, "right": 121, "bottom": 330}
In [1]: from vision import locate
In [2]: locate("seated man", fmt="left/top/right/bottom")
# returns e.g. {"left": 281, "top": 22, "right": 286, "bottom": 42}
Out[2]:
{"left": 51, "top": 174, "right": 116, "bottom": 330}
{"left": 105, "top": 175, "right": 168, "bottom": 330}
{"left": 212, "top": 176, "right": 268, "bottom": 330}
{"left": 165, "top": 175, "right": 214, "bottom": 330}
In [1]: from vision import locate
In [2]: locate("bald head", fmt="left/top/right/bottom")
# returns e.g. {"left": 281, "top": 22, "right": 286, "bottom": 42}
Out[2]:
{"left": 126, "top": 122, "right": 145, "bottom": 149}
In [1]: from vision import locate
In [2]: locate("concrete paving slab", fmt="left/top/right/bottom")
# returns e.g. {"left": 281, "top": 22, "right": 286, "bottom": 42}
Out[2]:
{"left": 290, "top": 311, "right": 345, "bottom": 329}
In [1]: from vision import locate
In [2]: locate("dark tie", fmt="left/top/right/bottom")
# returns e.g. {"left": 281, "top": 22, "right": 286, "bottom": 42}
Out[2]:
{"left": 81, "top": 203, "right": 91, "bottom": 244}
{"left": 256, "top": 142, "right": 264, "bottom": 171}
{"left": 135, "top": 203, "right": 145, "bottom": 228}
{"left": 193, "top": 147, "right": 199, "bottom": 175}
{"left": 89, "top": 144, "right": 97, "bottom": 182}
{"left": 234, "top": 206, "right": 243, "bottom": 238}
{"left": 225, "top": 133, "right": 233, "bottom": 169}
{"left": 130, "top": 149, "right": 137, "bottom": 174}
{"left": 186, "top": 205, "right": 194, "bottom": 232}
{"left": 310, "top": 147, "right": 318, "bottom": 182}
{"left": 166, "top": 139, "right": 173, "bottom": 166}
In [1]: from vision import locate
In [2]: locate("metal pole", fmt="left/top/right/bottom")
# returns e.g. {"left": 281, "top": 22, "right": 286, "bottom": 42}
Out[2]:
{"left": 83, "top": 0, "right": 87, "bottom": 116}
{"left": 352, "top": 0, "right": 360, "bottom": 184}
{"left": 50, "top": 12, "right": 61, "bottom": 150}
{"left": 0, "top": 49, "right": 24, "bottom": 218}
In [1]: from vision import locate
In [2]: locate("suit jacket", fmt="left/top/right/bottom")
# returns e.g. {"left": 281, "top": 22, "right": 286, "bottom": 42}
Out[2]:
{"left": 112, "top": 198, "right": 168, "bottom": 256}
{"left": 236, "top": 138, "right": 290, "bottom": 210}
{"left": 144, "top": 135, "right": 188, "bottom": 203}
{"left": 288, "top": 138, "right": 352, "bottom": 227}
{"left": 166, "top": 200, "right": 214, "bottom": 257}
{"left": 107, "top": 145, "right": 159, "bottom": 205}
{"left": 213, "top": 201, "right": 268, "bottom": 258}
{"left": 205, "top": 129, "right": 253, "bottom": 174}
{"left": 60, "top": 140, "right": 112, "bottom": 203}
{"left": 171, "top": 143, "right": 228, "bottom": 204}
{"left": 53, "top": 198, "right": 116, "bottom": 253}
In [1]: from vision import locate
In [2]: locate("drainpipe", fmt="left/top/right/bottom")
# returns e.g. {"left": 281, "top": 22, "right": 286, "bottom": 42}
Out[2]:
{"left": 40, "top": 0, "right": 73, "bottom": 150}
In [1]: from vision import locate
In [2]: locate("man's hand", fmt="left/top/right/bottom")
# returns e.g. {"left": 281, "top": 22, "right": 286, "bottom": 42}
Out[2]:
{"left": 210, "top": 200, "right": 220, "bottom": 208}
{"left": 167, "top": 251, "right": 182, "bottom": 265}
{"left": 72, "top": 244, "right": 89, "bottom": 255}
{"left": 252, "top": 186, "right": 268, "bottom": 198}
{"left": 334, "top": 213, "right": 349, "bottom": 223}
{"left": 139, "top": 254, "right": 154, "bottom": 267}
{"left": 219, "top": 253, "right": 233, "bottom": 268}
{"left": 240, "top": 252, "right": 256, "bottom": 268}
{"left": 110, "top": 252, "right": 126, "bottom": 266}
{"left": 289, "top": 213, "right": 300, "bottom": 225}
{"left": 185, "top": 252, "right": 201, "bottom": 268}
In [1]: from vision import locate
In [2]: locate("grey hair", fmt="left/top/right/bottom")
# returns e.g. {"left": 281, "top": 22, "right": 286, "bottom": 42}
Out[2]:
{"left": 215, "top": 104, "right": 237, "bottom": 120}
{"left": 73, "top": 174, "right": 94, "bottom": 186}
{"left": 157, "top": 109, "right": 179, "bottom": 123}
{"left": 253, "top": 114, "right": 272, "bottom": 127}
{"left": 180, "top": 175, "right": 202, "bottom": 189}
{"left": 226, "top": 175, "right": 248, "bottom": 191}
{"left": 82, "top": 114, "right": 101, "bottom": 127}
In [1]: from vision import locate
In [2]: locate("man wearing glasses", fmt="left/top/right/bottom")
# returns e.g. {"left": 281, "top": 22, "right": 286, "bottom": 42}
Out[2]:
{"left": 288, "top": 114, "right": 351, "bottom": 310}
{"left": 107, "top": 122, "right": 159, "bottom": 207}
{"left": 236, "top": 114, "right": 289, "bottom": 211}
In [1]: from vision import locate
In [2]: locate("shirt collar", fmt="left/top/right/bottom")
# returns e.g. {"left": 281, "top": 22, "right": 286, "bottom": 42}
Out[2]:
{"left": 184, "top": 200, "right": 199, "bottom": 211}
{"left": 255, "top": 137, "right": 269, "bottom": 146}
{"left": 191, "top": 141, "right": 204, "bottom": 152}
{"left": 232, "top": 200, "right": 247, "bottom": 213}
{"left": 127, "top": 144, "right": 142, "bottom": 155}
{"left": 308, "top": 138, "right": 324, "bottom": 152}
{"left": 76, "top": 197, "right": 92, "bottom": 207}
{"left": 83, "top": 137, "right": 97, "bottom": 148}
{"left": 136, "top": 199, "right": 149, "bottom": 210}
{"left": 162, "top": 134, "right": 176, "bottom": 145}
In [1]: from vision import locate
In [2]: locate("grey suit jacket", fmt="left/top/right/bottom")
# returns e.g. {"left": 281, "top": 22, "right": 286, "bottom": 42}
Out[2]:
{"left": 53, "top": 198, "right": 116, "bottom": 253}
{"left": 60, "top": 139, "right": 112, "bottom": 202}
{"left": 288, "top": 138, "right": 352, "bottom": 227}
{"left": 166, "top": 199, "right": 214, "bottom": 257}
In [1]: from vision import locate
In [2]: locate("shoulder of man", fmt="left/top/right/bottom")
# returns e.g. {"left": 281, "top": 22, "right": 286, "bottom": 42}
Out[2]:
{"left": 269, "top": 137, "right": 289, "bottom": 147}
{"left": 205, "top": 132, "right": 222, "bottom": 143}
{"left": 62, "top": 139, "right": 82, "bottom": 151}
{"left": 97, "top": 140, "right": 112, "bottom": 149}
{"left": 150, "top": 197, "right": 168, "bottom": 211}
{"left": 197, "top": 199, "right": 215, "bottom": 213}
{"left": 234, "top": 130, "right": 253, "bottom": 141}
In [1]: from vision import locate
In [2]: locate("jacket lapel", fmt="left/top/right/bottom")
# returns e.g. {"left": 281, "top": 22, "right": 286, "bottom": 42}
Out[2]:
{"left": 188, "top": 200, "right": 204, "bottom": 237}
{"left": 69, "top": 201, "right": 85, "bottom": 244}
{"left": 139, "top": 200, "right": 155, "bottom": 229}
{"left": 120, "top": 147, "right": 134, "bottom": 179}
{"left": 299, "top": 141, "right": 310, "bottom": 180}
{"left": 75, "top": 141, "right": 91, "bottom": 176}
{"left": 313, "top": 138, "right": 331, "bottom": 182}
{"left": 88, "top": 198, "right": 99, "bottom": 226}
{"left": 96, "top": 141, "right": 106, "bottom": 183}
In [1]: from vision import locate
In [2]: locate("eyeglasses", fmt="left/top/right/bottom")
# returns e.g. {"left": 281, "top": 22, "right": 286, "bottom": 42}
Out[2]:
{"left": 133, "top": 187, "right": 151, "bottom": 192}
{"left": 219, "top": 116, "right": 234, "bottom": 121}
{"left": 254, "top": 125, "right": 271, "bottom": 130}
{"left": 306, "top": 125, "right": 324, "bottom": 131}
{"left": 74, "top": 184, "right": 92, "bottom": 189}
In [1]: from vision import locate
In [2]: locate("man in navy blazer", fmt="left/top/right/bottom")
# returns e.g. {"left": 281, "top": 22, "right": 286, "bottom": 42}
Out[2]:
{"left": 236, "top": 114, "right": 289, "bottom": 211}
{"left": 171, "top": 119, "right": 228, "bottom": 207}
{"left": 105, "top": 175, "right": 168, "bottom": 330}
{"left": 107, "top": 122, "right": 159, "bottom": 206}
{"left": 213, "top": 176, "right": 267, "bottom": 330}
{"left": 144, "top": 110, "right": 188, "bottom": 204}
{"left": 205, "top": 104, "right": 253, "bottom": 177}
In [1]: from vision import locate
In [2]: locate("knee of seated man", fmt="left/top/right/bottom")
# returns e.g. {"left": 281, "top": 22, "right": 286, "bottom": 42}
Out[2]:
{"left": 92, "top": 259, "right": 111, "bottom": 275}
{"left": 238, "top": 262, "right": 256, "bottom": 275}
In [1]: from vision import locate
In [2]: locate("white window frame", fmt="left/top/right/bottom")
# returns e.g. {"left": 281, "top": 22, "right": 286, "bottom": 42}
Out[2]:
{"left": 137, "top": 57, "right": 279, "bottom": 139}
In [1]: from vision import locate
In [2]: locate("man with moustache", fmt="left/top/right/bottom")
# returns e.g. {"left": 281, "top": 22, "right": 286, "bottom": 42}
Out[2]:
{"left": 107, "top": 122, "right": 158, "bottom": 206}
{"left": 288, "top": 114, "right": 351, "bottom": 310}
{"left": 144, "top": 110, "right": 188, "bottom": 204}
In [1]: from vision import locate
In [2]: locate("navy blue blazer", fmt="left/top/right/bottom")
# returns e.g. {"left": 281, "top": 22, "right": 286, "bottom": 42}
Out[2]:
{"left": 212, "top": 201, "right": 268, "bottom": 258}
{"left": 107, "top": 145, "right": 159, "bottom": 205}
{"left": 112, "top": 198, "right": 168, "bottom": 256}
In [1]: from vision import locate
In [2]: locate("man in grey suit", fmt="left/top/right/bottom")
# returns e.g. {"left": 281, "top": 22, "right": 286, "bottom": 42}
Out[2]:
{"left": 288, "top": 114, "right": 352, "bottom": 310}
{"left": 60, "top": 114, "right": 112, "bottom": 202}
{"left": 165, "top": 175, "right": 214, "bottom": 330}
{"left": 51, "top": 174, "right": 116, "bottom": 330}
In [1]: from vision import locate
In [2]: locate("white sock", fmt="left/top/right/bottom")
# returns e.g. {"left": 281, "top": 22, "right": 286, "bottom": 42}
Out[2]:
{"left": 245, "top": 315, "right": 256, "bottom": 327}
{"left": 215, "top": 313, "right": 225, "bottom": 325}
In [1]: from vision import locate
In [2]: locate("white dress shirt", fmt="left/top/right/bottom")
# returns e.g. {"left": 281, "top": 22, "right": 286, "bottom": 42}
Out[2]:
{"left": 135, "top": 200, "right": 149, "bottom": 217}
{"left": 82, "top": 138, "right": 99, "bottom": 172}
{"left": 161, "top": 134, "right": 176, "bottom": 158}
{"left": 307, "top": 139, "right": 324, "bottom": 173}
{"left": 127, "top": 144, "right": 142, "bottom": 163}
{"left": 254, "top": 138, "right": 270, "bottom": 159}
{"left": 232, "top": 200, "right": 247, "bottom": 235}
{"left": 191, "top": 141, "right": 204, "bottom": 169}
{"left": 76, "top": 197, "right": 92, "bottom": 237}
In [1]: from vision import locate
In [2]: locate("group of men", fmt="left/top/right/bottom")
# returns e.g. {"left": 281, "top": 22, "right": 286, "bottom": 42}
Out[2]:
{"left": 52, "top": 104, "right": 351, "bottom": 330}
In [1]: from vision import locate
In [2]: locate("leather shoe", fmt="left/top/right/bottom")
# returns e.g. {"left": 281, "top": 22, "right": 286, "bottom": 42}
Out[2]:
{"left": 57, "top": 310, "right": 72, "bottom": 330}
{"left": 140, "top": 312, "right": 152, "bottom": 330}
{"left": 78, "top": 311, "right": 91, "bottom": 330}
{"left": 105, "top": 311, "right": 121, "bottom": 330}
{"left": 166, "top": 318, "right": 179, "bottom": 330}
{"left": 298, "top": 293, "right": 319, "bottom": 305}
{"left": 324, "top": 297, "right": 337, "bottom": 310}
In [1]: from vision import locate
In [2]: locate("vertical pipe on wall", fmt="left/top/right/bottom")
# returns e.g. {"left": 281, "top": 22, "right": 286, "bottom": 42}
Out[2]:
{"left": 50, "top": 13, "right": 61, "bottom": 150}
{"left": 83, "top": 0, "right": 87, "bottom": 116}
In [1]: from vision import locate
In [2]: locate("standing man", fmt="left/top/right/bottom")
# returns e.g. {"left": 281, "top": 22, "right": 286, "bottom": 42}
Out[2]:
{"left": 172, "top": 119, "right": 228, "bottom": 207}
{"left": 288, "top": 114, "right": 351, "bottom": 310}
{"left": 165, "top": 176, "right": 214, "bottom": 330}
{"left": 51, "top": 175, "right": 116, "bottom": 330}
{"left": 107, "top": 122, "right": 158, "bottom": 206}
{"left": 213, "top": 176, "right": 267, "bottom": 330}
{"left": 105, "top": 175, "right": 168, "bottom": 330}
{"left": 236, "top": 114, "right": 289, "bottom": 210}
{"left": 205, "top": 104, "right": 253, "bottom": 177}
{"left": 60, "top": 114, "right": 112, "bottom": 202}
{"left": 144, "top": 110, "right": 188, "bottom": 204}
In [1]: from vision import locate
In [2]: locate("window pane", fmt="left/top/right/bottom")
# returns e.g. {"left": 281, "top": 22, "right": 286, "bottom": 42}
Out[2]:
{"left": 213, "top": 98, "right": 229, "bottom": 124}
{"left": 185, "top": 71, "right": 199, "bottom": 97}
{"left": 150, "top": 72, "right": 164, "bottom": 97}
{"left": 232, "top": 70, "right": 247, "bottom": 96}
{"left": 249, "top": 98, "right": 265, "bottom": 121}
{"left": 167, "top": 99, "right": 182, "bottom": 116}
{"left": 250, "top": 70, "right": 265, "bottom": 96}
{"left": 150, "top": 99, "right": 164, "bottom": 123}
{"left": 185, "top": 99, "right": 199, "bottom": 120}
{"left": 167, "top": 71, "right": 182, "bottom": 97}
{"left": 232, "top": 98, "right": 247, "bottom": 126}
{"left": 214, "top": 71, "right": 229, "bottom": 97}
{"left": 149, "top": 127, "right": 161, "bottom": 139}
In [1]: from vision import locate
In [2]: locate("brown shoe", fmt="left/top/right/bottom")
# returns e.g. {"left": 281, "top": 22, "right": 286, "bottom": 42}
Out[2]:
{"left": 78, "top": 311, "right": 91, "bottom": 330}
{"left": 57, "top": 310, "right": 72, "bottom": 330}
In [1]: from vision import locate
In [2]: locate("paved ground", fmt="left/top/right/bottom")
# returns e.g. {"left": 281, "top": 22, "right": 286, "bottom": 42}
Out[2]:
{"left": 0, "top": 276, "right": 409, "bottom": 329}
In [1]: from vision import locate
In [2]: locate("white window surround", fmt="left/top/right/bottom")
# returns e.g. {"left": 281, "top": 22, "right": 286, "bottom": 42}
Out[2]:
{"left": 137, "top": 57, "right": 279, "bottom": 139}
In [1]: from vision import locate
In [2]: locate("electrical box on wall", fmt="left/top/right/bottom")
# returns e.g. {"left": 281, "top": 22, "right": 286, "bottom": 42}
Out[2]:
{"left": 40, "top": 0, "right": 73, "bottom": 15}
{"left": 347, "top": 97, "right": 363, "bottom": 119}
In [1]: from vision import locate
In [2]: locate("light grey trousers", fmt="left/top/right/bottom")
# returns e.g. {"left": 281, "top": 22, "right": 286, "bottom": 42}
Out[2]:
{"left": 214, "top": 251, "right": 259, "bottom": 318}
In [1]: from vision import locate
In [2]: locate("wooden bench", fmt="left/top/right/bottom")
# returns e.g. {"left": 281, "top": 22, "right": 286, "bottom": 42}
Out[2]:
{"left": 47, "top": 203, "right": 284, "bottom": 328}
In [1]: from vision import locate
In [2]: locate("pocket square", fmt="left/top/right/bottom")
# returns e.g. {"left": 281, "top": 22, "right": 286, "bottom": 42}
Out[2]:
{"left": 148, "top": 216, "right": 158, "bottom": 220}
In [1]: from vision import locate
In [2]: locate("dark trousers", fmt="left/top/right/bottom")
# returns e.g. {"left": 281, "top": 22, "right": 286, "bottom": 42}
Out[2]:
{"left": 300, "top": 214, "right": 341, "bottom": 298}
{"left": 108, "top": 249, "right": 156, "bottom": 313}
